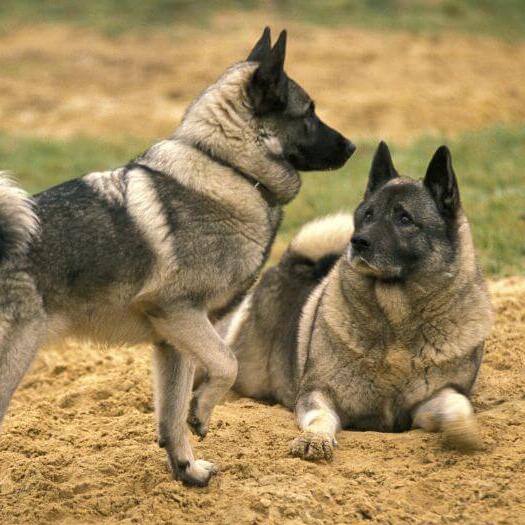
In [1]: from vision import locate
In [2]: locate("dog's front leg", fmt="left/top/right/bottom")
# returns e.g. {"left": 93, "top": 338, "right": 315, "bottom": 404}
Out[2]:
{"left": 412, "top": 387, "right": 482, "bottom": 451}
{"left": 150, "top": 306, "right": 237, "bottom": 439}
{"left": 290, "top": 390, "right": 341, "bottom": 461}
{"left": 152, "top": 341, "right": 216, "bottom": 486}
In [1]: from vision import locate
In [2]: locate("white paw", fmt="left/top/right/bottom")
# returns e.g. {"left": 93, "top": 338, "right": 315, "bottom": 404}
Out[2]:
{"left": 290, "top": 431, "right": 335, "bottom": 461}
{"left": 187, "top": 459, "right": 218, "bottom": 482}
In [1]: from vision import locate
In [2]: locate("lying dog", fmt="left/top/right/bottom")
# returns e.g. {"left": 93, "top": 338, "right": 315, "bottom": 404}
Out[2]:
{"left": 227, "top": 142, "right": 493, "bottom": 460}
{"left": 0, "top": 28, "right": 354, "bottom": 486}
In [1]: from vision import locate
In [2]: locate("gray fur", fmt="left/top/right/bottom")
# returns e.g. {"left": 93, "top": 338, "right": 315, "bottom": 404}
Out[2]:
{"left": 227, "top": 144, "right": 493, "bottom": 461}
{"left": 0, "top": 174, "right": 39, "bottom": 262}
{"left": 0, "top": 28, "right": 353, "bottom": 485}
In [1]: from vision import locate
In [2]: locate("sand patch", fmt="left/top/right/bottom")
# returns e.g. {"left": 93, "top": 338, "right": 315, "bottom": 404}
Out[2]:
{"left": 0, "top": 277, "right": 523, "bottom": 524}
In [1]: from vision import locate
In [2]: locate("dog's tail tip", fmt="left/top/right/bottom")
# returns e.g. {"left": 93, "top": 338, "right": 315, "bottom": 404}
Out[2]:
{"left": 289, "top": 213, "right": 354, "bottom": 263}
{"left": 0, "top": 172, "right": 39, "bottom": 261}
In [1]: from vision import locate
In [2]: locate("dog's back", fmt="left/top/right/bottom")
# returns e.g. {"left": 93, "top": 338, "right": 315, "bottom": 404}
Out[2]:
{"left": 229, "top": 214, "right": 353, "bottom": 407}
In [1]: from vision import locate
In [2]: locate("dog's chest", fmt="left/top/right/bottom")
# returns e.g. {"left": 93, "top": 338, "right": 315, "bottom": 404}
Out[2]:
{"left": 207, "top": 204, "right": 282, "bottom": 319}
{"left": 324, "top": 323, "right": 418, "bottom": 421}
{"left": 332, "top": 318, "right": 464, "bottom": 429}
{"left": 331, "top": 343, "right": 412, "bottom": 431}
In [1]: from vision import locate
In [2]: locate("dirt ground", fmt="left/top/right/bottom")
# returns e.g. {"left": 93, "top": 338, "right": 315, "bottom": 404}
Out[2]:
{"left": 1, "top": 17, "right": 525, "bottom": 142}
{"left": 0, "top": 277, "right": 524, "bottom": 525}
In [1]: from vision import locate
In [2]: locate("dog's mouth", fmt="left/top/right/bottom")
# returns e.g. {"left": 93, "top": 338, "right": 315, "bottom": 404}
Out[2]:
{"left": 349, "top": 252, "right": 403, "bottom": 281}
{"left": 286, "top": 141, "right": 355, "bottom": 172}
{"left": 350, "top": 255, "right": 381, "bottom": 275}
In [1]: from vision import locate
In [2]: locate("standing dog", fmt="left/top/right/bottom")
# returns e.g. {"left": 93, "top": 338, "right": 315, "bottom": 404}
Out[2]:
{"left": 228, "top": 142, "right": 493, "bottom": 460}
{"left": 0, "top": 28, "right": 354, "bottom": 486}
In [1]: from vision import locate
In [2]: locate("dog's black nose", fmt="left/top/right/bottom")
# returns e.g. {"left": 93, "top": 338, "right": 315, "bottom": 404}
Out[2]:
{"left": 345, "top": 140, "right": 356, "bottom": 158}
{"left": 351, "top": 235, "right": 370, "bottom": 252}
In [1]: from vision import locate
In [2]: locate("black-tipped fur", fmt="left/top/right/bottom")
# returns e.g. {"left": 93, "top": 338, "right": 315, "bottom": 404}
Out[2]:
{"left": 424, "top": 145, "right": 461, "bottom": 218}
{"left": 246, "top": 27, "right": 271, "bottom": 62}
{"left": 248, "top": 30, "right": 288, "bottom": 114}
{"left": 365, "top": 141, "right": 398, "bottom": 198}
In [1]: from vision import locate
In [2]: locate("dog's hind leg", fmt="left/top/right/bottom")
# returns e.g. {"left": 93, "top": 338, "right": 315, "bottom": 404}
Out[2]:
{"left": 149, "top": 307, "right": 237, "bottom": 444}
{"left": 412, "top": 387, "right": 482, "bottom": 451}
{"left": 0, "top": 315, "right": 46, "bottom": 431}
{"left": 0, "top": 270, "right": 46, "bottom": 430}
{"left": 153, "top": 341, "right": 216, "bottom": 487}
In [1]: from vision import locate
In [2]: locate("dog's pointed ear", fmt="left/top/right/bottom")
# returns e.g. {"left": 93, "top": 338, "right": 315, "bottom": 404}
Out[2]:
{"left": 246, "top": 27, "right": 271, "bottom": 62}
{"left": 269, "top": 29, "right": 287, "bottom": 72}
{"left": 424, "top": 145, "right": 461, "bottom": 217}
{"left": 247, "top": 29, "right": 288, "bottom": 114}
{"left": 365, "top": 141, "right": 399, "bottom": 198}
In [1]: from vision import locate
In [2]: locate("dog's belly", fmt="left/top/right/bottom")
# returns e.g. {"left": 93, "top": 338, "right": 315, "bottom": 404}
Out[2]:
{"left": 337, "top": 391, "right": 413, "bottom": 432}
{"left": 48, "top": 300, "right": 154, "bottom": 347}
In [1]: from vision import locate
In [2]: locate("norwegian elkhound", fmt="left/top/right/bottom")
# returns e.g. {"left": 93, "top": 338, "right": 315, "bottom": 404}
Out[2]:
{"left": 227, "top": 142, "right": 493, "bottom": 461}
{"left": 0, "top": 28, "right": 354, "bottom": 486}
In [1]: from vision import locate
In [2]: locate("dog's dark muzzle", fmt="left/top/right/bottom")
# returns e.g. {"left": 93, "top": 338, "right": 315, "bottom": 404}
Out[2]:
{"left": 289, "top": 122, "right": 356, "bottom": 171}
{"left": 345, "top": 140, "right": 357, "bottom": 158}
{"left": 317, "top": 127, "right": 356, "bottom": 170}
{"left": 350, "top": 234, "right": 370, "bottom": 254}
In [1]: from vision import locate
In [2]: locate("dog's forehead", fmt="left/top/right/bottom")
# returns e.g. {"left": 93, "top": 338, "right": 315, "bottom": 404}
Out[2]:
{"left": 286, "top": 78, "right": 311, "bottom": 115}
{"left": 370, "top": 178, "right": 433, "bottom": 211}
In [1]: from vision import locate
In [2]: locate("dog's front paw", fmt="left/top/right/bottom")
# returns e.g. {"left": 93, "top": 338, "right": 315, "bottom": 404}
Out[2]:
{"left": 289, "top": 431, "right": 335, "bottom": 461}
{"left": 173, "top": 458, "right": 217, "bottom": 487}
{"left": 187, "top": 395, "right": 210, "bottom": 438}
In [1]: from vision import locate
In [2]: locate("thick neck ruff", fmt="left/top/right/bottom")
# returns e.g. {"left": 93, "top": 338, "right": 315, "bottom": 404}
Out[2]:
{"left": 184, "top": 140, "right": 280, "bottom": 208}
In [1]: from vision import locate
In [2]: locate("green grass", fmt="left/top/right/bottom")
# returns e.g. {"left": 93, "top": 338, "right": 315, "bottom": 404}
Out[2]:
{"left": 277, "top": 0, "right": 525, "bottom": 39}
{"left": 0, "top": 0, "right": 258, "bottom": 35}
{"left": 0, "top": 0, "right": 524, "bottom": 39}
{"left": 0, "top": 126, "right": 523, "bottom": 277}
{"left": 0, "top": 134, "right": 146, "bottom": 194}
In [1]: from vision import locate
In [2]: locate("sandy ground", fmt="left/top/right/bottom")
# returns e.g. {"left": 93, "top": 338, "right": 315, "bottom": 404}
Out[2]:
{"left": 1, "top": 16, "right": 525, "bottom": 143}
{"left": 0, "top": 277, "right": 523, "bottom": 525}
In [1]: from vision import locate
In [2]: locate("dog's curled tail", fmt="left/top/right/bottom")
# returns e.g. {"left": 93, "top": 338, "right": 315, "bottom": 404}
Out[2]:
{"left": 285, "top": 213, "right": 354, "bottom": 280}
{"left": 0, "top": 173, "right": 39, "bottom": 263}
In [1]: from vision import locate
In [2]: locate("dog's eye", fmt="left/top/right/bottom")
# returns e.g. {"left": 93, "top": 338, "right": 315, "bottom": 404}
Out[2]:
{"left": 363, "top": 210, "right": 373, "bottom": 223}
{"left": 304, "top": 114, "right": 316, "bottom": 133}
{"left": 399, "top": 213, "right": 413, "bottom": 226}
